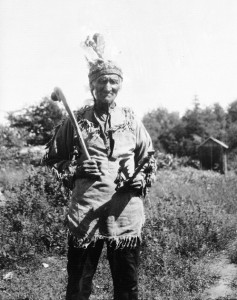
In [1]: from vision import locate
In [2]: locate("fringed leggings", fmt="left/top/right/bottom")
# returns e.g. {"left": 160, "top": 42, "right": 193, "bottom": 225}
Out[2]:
{"left": 66, "top": 238, "right": 140, "bottom": 300}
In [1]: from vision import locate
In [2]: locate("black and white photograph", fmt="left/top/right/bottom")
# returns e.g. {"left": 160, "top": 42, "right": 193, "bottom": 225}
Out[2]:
{"left": 1, "top": 1, "right": 237, "bottom": 299}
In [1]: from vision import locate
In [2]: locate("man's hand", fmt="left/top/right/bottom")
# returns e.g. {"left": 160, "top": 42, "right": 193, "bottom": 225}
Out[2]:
{"left": 128, "top": 173, "right": 145, "bottom": 191}
{"left": 75, "top": 159, "right": 102, "bottom": 179}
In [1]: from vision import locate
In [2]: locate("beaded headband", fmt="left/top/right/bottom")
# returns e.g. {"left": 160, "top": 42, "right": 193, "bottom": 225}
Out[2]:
{"left": 83, "top": 33, "right": 123, "bottom": 84}
{"left": 88, "top": 59, "right": 123, "bottom": 83}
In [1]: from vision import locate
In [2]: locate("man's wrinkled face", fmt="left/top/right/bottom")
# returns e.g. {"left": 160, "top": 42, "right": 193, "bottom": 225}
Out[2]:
{"left": 92, "top": 74, "right": 121, "bottom": 106}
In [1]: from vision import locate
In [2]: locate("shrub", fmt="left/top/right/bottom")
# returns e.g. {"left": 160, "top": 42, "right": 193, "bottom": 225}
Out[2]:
{"left": 0, "top": 167, "right": 69, "bottom": 267}
{"left": 0, "top": 125, "right": 28, "bottom": 148}
{"left": 155, "top": 152, "right": 200, "bottom": 170}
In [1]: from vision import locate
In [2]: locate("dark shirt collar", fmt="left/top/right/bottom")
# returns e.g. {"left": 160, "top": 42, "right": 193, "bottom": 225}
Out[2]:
{"left": 94, "top": 101, "right": 116, "bottom": 117}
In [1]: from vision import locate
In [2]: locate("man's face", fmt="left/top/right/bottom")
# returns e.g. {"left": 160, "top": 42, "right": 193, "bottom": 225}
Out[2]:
{"left": 93, "top": 74, "right": 121, "bottom": 106}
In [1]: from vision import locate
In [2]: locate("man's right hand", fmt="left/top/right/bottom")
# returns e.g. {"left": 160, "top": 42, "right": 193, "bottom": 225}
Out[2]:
{"left": 75, "top": 159, "right": 102, "bottom": 179}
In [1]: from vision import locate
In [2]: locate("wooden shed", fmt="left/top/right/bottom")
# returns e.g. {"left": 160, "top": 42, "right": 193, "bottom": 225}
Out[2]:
{"left": 198, "top": 137, "right": 228, "bottom": 174}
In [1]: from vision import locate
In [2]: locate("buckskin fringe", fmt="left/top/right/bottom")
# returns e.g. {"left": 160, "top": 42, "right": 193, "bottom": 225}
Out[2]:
{"left": 68, "top": 231, "right": 140, "bottom": 249}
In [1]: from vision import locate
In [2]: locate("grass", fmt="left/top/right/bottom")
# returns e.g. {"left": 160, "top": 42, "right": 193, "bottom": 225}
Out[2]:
{"left": 227, "top": 240, "right": 237, "bottom": 264}
{"left": 1, "top": 167, "right": 237, "bottom": 299}
{"left": 0, "top": 255, "right": 67, "bottom": 300}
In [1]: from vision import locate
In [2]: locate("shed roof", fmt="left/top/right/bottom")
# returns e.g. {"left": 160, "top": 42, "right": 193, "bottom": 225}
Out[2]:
{"left": 198, "top": 136, "right": 229, "bottom": 149}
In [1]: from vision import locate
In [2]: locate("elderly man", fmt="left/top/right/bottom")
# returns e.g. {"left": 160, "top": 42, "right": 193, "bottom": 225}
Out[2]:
{"left": 44, "top": 57, "right": 154, "bottom": 300}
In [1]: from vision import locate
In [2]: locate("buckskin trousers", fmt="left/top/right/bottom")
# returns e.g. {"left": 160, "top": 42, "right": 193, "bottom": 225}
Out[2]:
{"left": 66, "top": 238, "right": 140, "bottom": 300}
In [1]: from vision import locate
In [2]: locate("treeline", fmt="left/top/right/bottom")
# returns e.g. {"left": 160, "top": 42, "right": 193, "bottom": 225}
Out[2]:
{"left": 0, "top": 98, "right": 65, "bottom": 148}
{"left": 143, "top": 99, "right": 237, "bottom": 160}
{"left": 2, "top": 97, "right": 237, "bottom": 163}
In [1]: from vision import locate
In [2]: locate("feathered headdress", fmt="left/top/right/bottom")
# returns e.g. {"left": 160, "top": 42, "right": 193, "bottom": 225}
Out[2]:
{"left": 82, "top": 33, "right": 123, "bottom": 84}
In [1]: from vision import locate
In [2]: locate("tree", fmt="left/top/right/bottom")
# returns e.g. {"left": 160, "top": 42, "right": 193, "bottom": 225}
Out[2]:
{"left": 227, "top": 99, "right": 237, "bottom": 123}
{"left": 142, "top": 108, "right": 180, "bottom": 152}
{"left": 212, "top": 103, "right": 227, "bottom": 141}
{"left": 0, "top": 125, "right": 26, "bottom": 148}
{"left": 227, "top": 123, "right": 237, "bottom": 150}
{"left": 8, "top": 98, "right": 65, "bottom": 145}
{"left": 198, "top": 104, "right": 226, "bottom": 141}
{"left": 142, "top": 99, "right": 229, "bottom": 158}
{"left": 226, "top": 100, "right": 237, "bottom": 150}
{"left": 182, "top": 99, "right": 204, "bottom": 138}
{"left": 180, "top": 101, "right": 227, "bottom": 157}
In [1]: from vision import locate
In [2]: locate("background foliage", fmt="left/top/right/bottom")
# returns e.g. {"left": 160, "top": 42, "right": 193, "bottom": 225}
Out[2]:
{"left": 1, "top": 98, "right": 237, "bottom": 299}
{"left": 1, "top": 162, "right": 237, "bottom": 299}
{"left": 3, "top": 96, "right": 237, "bottom": 165}
{"left": 7, "top": 98, "right": 65, "bottom": 146}
{"left": 143, "top": 98, "right": 237, "bottom": 160}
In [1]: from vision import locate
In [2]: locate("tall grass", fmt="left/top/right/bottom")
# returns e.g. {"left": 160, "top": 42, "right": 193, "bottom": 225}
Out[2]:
{"left": 138, "top": 168, "right": 237, "bottom": 299}
{"left": 1, "top": 167, "right": 237, "bottom": 299}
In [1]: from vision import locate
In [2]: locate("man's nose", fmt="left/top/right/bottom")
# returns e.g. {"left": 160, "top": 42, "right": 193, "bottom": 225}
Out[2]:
{"left": 104, "top": 82, "right": 112, "bottom": 91}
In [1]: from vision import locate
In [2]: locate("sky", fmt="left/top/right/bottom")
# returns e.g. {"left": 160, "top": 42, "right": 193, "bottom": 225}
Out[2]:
{"left": 1, "top": 0, "right": 237, "bottom": 123}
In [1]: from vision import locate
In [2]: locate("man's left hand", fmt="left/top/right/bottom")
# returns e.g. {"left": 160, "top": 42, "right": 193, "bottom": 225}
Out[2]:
{"left": 128, "top": 173, "right": 145, "bottom": 190}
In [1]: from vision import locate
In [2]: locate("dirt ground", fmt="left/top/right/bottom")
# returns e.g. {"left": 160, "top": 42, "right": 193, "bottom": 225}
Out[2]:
{"left": 202, "top": 254, "right": 237, "bottom": 300}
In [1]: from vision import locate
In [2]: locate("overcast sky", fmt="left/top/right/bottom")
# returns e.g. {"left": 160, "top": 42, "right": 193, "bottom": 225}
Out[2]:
{"left": 1, "top": 0, "right": 237, "bottom": 123}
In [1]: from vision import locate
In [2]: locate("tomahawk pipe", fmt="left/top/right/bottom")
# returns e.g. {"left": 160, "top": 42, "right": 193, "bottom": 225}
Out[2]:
{"left": 51, "top": 87, "right": 91, "bottom": 160}
{"left": 130, "top": 150, "right": 155, "bottom": 180}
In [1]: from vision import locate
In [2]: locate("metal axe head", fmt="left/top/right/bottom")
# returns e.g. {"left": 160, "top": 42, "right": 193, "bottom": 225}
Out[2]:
{"left": 51, "top": 91, "right": 59, "bottom": 102}
{"left": 51, "top": 88, "right": 62, "bottom": 102}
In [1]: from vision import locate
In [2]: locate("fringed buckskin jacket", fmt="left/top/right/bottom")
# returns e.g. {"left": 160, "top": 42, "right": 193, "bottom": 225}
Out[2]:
{"left": 44, "top": 103, "right": 154, "bottom": 248}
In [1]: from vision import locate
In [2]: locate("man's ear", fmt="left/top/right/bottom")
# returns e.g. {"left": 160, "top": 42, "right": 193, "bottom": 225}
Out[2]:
{"left": 90, "top": 87, "right": 96, "bottom": 101}
{"left": 118, "top": 80, "right": 123, "bottom": 91}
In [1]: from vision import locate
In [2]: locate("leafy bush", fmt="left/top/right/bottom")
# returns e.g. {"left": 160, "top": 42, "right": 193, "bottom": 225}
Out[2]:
{"left": 8, "top": 98, "right": 65, "bottom": 145}
{"left": 0, "top": 145, "right": 46, "bottom": 191}
{"left": 0, "top": 167, "right": 69, "bottom": 267}
{"left": 156, "top": 152, "right": 200, "bottom": 170}
{"left": 0, "top": 125, "right": 27, "bottom": 148}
